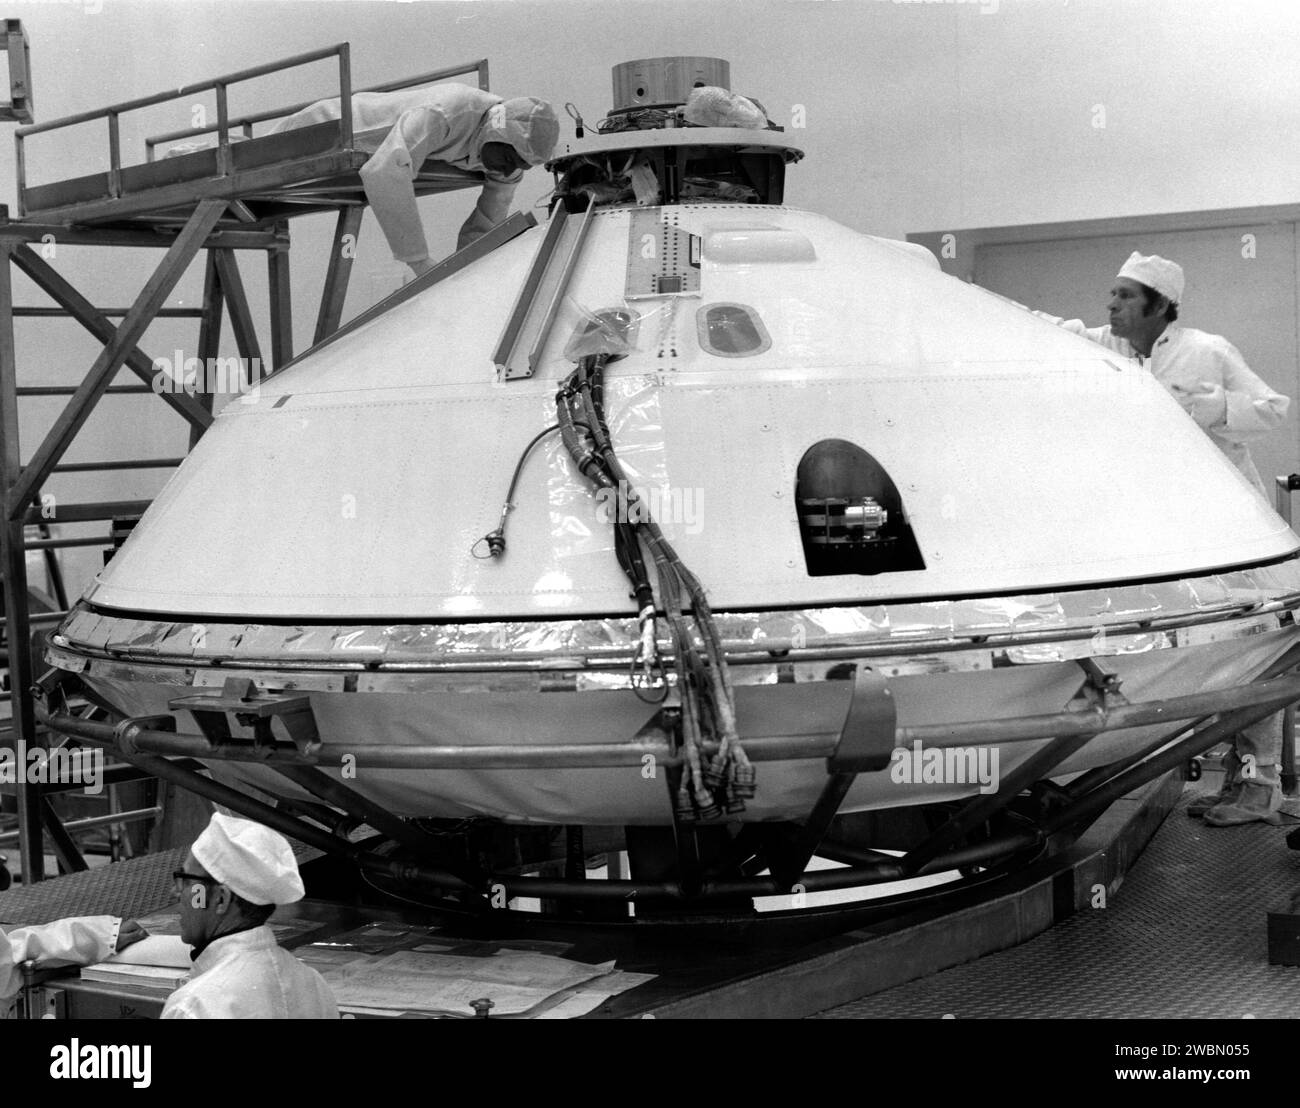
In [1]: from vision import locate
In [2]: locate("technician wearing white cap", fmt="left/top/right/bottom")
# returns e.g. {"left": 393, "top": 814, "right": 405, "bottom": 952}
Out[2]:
{"left": 273, "top": 85, "right": 560, "bottom": 276}
{"left": 1043, "top": 252, "right": 1290, "bottom": 826}
{"left": 1, "top": 916, "right": 146, "bottom": 1000}
{"left": 1046, "top": 251, "right": 1289, "bottom": 496}
{"left": 162, "top": 812, "right": 337, "bottom": 1019}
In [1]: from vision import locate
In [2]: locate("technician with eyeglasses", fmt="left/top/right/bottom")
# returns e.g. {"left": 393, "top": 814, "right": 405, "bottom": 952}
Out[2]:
{"left": 162, "top": 811, "right": 337, "bottom": 1019}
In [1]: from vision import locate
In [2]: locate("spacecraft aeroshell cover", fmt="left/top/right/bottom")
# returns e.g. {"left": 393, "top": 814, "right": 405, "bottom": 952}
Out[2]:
{"left": 83, "top": 206, "right": 1295, "bottom": 622}
{"left": 46, "top": 197, "right": 1300, "bottom": 827}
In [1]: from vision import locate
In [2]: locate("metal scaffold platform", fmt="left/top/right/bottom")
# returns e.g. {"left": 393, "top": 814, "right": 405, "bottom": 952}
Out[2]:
{"left": 0, "top": 31, "right": 535, "bottom": 883}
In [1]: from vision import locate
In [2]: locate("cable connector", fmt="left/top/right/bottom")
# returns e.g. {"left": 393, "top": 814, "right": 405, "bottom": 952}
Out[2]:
{"left": 730, "top": 763, "right": 757, "bottom": 799}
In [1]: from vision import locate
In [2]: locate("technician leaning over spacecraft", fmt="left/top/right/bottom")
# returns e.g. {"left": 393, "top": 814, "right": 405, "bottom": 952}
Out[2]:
{"left": 1039, "top": 251, "right": 1289, "bottom": 496}
{"left": 0, "top": 916, "right": 147, "bottom": 999}
{"left": 1040, "top": 252, "right": 1290, "bottom": 827}
{"left": 273, "top": 85, "right": 560, "bottom": 277}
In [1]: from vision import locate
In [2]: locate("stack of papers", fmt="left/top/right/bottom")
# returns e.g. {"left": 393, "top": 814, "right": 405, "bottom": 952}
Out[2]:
{"left": 318, "top": 948, "right": 653, "bottom": 1018}
{"left": 81, "top": 935, "right": 193, "bottom": 991}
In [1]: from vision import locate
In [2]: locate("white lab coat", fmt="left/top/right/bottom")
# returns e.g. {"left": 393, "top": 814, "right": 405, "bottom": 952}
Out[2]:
{"left": 0, "top": 916, "right": 120, "bottom": 999}
{"left": 160, "top": 926, "right": 337, "bottom": 1019}
{"left": 1050, "top": 319, "right": 1289, "bottom": 495}
{"left": 272, "top": 86, "right": 527, "bottom": 266}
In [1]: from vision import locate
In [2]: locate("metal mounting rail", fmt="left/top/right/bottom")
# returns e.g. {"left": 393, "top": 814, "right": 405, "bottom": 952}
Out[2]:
{"left": 266, "top": 210, "right": 537, "bottom": 379}
{"left": 493, "top": 195, "right": 596, "bottom": 380}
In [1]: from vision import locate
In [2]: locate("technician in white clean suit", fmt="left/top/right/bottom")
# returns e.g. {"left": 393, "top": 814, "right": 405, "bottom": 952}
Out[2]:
{"left": 1040, "top": 251, "right": 1289, "bottom": 496}
{"left": 1, "top": 915, "right": 146, "bottom": 999}
{"left": 162, "top": 812, "right": 337, "bottom": 1019}
{"left": 273, "top": 84, "right": 559, "bottom": 276}
{"left": 1041, "top": 252, "right": 1290, "bottom": 827}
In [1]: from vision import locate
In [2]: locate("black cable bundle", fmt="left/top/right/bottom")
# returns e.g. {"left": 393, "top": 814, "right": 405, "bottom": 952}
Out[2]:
{"left": 555, "top": 354, "right": 754, "bottom": 819}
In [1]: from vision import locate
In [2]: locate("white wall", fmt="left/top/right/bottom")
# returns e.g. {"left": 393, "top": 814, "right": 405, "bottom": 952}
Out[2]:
{"left": 6, "top": 0, "right": 1299, "bottom": 596}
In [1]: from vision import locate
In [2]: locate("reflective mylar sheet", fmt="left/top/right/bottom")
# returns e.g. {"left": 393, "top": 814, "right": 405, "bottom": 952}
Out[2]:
{"left": 51, "top": 560, "right": 1300, "bottom": 669}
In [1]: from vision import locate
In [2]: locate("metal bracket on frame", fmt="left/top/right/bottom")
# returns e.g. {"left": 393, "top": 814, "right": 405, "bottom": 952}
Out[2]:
{"left": 1077, "top": 656, "right": 1125, "bottom": 705}
{"left": 168, "top": 677, "right": 320, "bottom": 755}
{"left": 828, "top": 665, "right": 898, "bottom": 773}
{"left": 768, "top": 666, "right": 896, "bottom": 889}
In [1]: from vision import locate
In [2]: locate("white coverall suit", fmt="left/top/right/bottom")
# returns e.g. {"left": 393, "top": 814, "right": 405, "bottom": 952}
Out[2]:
{"left": 0, "top": 916, "right": 121, "bottom": 999}
{"left": 1051, "top": 319, "right": 1289, "bottom": 495}
{"left": 273, "top": 85, "right": 558, "bottom": 269}
{"left": 160, "top": 925, "right": 337, "bottom": 1019}
{"left": 1049, "top": 316, "right": 1291, "bottom": 799}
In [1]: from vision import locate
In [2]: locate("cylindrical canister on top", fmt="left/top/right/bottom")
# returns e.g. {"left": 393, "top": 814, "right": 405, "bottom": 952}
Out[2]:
{"left": 610, "top": 57, "right": 730, "bottom": 113}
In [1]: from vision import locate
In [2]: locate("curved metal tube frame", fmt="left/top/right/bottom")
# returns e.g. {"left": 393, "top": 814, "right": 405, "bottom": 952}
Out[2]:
{"left": 32, "top": 647, "right": 1300, "bottom": 908}
{"left": 34, "top": 668, "right": 1300, "bottom": 769}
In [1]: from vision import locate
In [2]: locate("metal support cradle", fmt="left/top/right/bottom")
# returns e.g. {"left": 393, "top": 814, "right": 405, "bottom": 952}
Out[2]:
{"left": 33, "top": 647, "right": 1300, "bottom": 911}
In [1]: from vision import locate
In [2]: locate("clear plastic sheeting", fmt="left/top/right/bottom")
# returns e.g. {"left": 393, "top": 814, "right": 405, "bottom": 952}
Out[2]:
{"left": 562, "top": 305, "right": 639, "bottom": 361}
{"left": 546, "top": 374, "right": 669, "bottom": 561}
{"left": 49, "top": 560, "right": 1300, "bottom": 674}
{"left": 682, "top": 87, "right": 768, "bottom": 129}
{"left": 559, "top": 299, "right": 673, "bottom": 362}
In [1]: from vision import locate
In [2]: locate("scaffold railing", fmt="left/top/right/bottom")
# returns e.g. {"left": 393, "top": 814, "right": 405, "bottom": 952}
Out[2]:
{"left": 0, "top": 35, "right": 513, "bottom": 883}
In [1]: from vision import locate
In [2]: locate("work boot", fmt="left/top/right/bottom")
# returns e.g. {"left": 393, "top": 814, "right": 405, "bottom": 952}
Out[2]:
{"left": 1203, "top": 780, "right": 1283, "bottom": 827}
{"left": 1186, "top": 750, "right": 1242, "bottom": 818}
{"left": 1187, "top": 781, "right": 1240, "bottom": 818}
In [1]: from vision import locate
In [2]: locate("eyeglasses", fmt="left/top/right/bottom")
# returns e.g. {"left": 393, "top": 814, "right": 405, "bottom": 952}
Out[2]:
{"left": 172, "top": 870, "right": 218, "bottom": 896}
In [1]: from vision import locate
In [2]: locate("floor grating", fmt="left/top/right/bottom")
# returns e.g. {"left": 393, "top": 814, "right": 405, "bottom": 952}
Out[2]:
{"left": 814, "top": 788, "right": 1300, "bottom": 1018}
